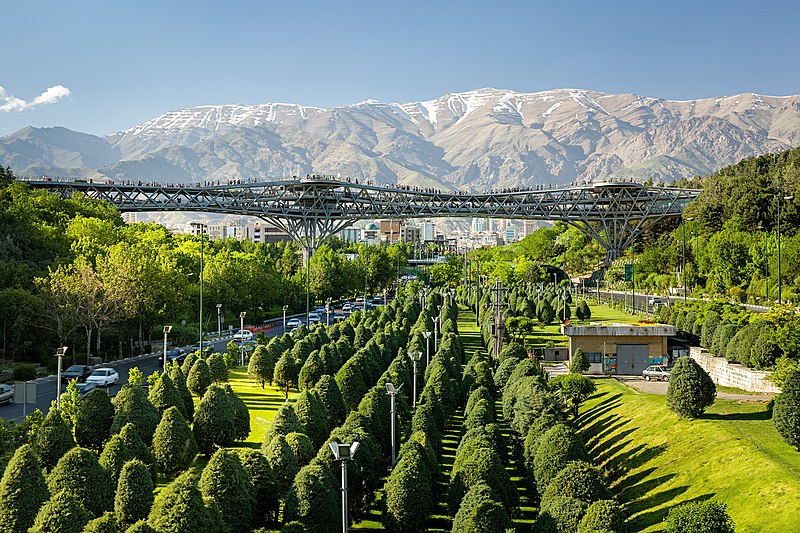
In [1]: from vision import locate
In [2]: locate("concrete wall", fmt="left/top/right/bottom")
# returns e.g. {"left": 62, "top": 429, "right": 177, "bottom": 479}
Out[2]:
{"left": 567, "top": 335, "right": 669, "bottom": 361}
{"left": 691, "top": 347, "right": 781, "bottom": 394}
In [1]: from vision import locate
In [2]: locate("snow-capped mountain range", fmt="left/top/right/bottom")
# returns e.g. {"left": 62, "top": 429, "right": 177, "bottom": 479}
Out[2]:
{"left": 3, "top": 88, "right": 799, "bottom": 189}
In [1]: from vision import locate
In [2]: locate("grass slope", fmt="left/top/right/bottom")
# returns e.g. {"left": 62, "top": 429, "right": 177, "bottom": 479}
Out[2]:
{"left": 578, "top": 379, "right": 800, "bottom": 532}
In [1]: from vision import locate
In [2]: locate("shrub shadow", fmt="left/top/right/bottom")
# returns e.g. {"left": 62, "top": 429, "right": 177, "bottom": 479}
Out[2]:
{"left": 629, "top": 492, "right": 715, "bottom": 530}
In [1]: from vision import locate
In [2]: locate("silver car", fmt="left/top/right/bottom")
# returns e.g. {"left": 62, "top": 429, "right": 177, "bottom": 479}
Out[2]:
{"left": 0, "top": 384, "right": 14, "bottom": 404}
{"left": 642, "top": 365, "right": 671, "bottom": 381}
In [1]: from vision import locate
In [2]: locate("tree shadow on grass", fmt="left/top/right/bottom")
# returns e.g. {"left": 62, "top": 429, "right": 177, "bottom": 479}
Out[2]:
{"left": 593, "top": 427, "right": 638, "bottom": 464}
{"left": 628, "top": 492, "right": 715, "bottom": 531}
{"left": 576, "top": 393, "right": 623, "bottom": 426}
{"left": 702, "top": 408, "right": 772, "bottom": 421}
{"left": 605, "top": 443, "right": 669, "bottom": 485}
{"left": 583, "top": 416, "right": 631, "bottom": 449}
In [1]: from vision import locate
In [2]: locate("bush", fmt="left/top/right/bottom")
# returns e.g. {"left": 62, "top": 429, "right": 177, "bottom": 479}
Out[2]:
{"left": 576, "top": 300, "right": 592, "bottom": 321}
{"left": 700, "top": 311, "right": 723, "bottom": 348}
{"left": 667, "top": 357, "right": 716, "bottom": 418}
{"left": 193, "top": 384, "right": 236, "bottom": 456}
{"left": 285, "top": 432, "right": 315, "bottom": 467}
{"left": 464, "top": 398, "right": 495, "bottom": 432}
{"left": 263, "top": 402, "right": 304, "bottom": 446}
{"left": 533, "top": 424, "right": 588, "bottom": 493}
{"left": 248, "top": 345, "right": 275, "bottom": 388}
{"left": 663, "top": 500, "right": 735, "bottom": 533}
{"left": 493, "top": 357, "right": 520, "bottom": 392}
{"left": 335, "top": 358, "right": 368, "bottom": 413}
{"left": 101, "top": 423, "right": 155, "bottom": 484}
{"left": 263, "top": 434, "right": 300, "bottom": 497}
{"left": 0, "top": 444, "right": 50, "bottom": 533}
{"left": 577, "top": 499, "right": 627, "bottom": 533}
{"left": 298, "top": 350, "right": 325, "bottom": 390}
{"left": 279, "top": 522, "right": 308, "bottom": 533}
{"left": 126, "top": 519, "right": 156, "bottom": 532}
{"left": 235, "top": 449, "right": 278, "bottom": 528}
{"left": 293, "top": 390, "right": 330, "bottom": 449}
{"left": 283, "top": 460, "right": 339, "bottom": 533}
{"left": 115, "top": 460, "right": 153, "bottom": 527}
{"left": 511, "top": 377, "right": 564, "bottom": 437}
{"left": 449, "top": 444, "right": 516, "bottom": 514}
{"left": 168, "top": 365, "right": 194, "bottom": 421}
{"left": 36, "top": 408, "right": 76, "bottom": 470}
{"left": 382, "top": 445, "right": 433, "bottom": 532}
{"left": 13, "top": 364, "right": 36, "bottom": 381}
{"left": 186, "top": 358, "right": 212, "bottom": 397}
{"left": 48, "top": 447, "right": 114, "bottom": 517}
{"left": 450, "top": 482, "right": 511, "bottom": 533}
{"left": 535, "top": 495, "right": 588, "bottom": 533}
{"left": 207, "top": 353, "right": 228, "bottom": 382}
{"left": 110, "top": 384, "right": 160, "bottom": 445}
{"left": 570, "top": 348, "right": 590, "bottom": 373}
{"left": 29, "top": 490, "right": 91, "bottom": 533}
{"left": 314, "top": 374, "right": 347, "bottom": 428}
{"left": 74, "top": 388, "right": 115, "bottom": 451}
{"left": 540, "top": 461, "right": 610, "bottom": 507}
{"left": 773, "top": 369, "right": 800, "bottom": 451}
{"left": 147, "top": 470, "right": 216, "bottom": 532}
{"left": 82, "top": 512, "right": 118, "bottom": 532}
{"left": 152, "top": 406, "right": 197, "bottom": 477}
{"left": 200, "top": 449, "right": 255, "bottom": 533}
{"left": 147, "top": 374, "right": 184, "bottom": 418}
{"left": 551, "top": 373, "right": 597, "bottom": 418}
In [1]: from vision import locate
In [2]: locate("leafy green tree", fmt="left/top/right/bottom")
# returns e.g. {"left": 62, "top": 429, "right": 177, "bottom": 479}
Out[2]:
{"left": 336, "top": 358, "right": 368, "bottom": 413}
{"left": 169, "top": 365, "right": 194, "bottom": 421}
{"left": 110, "top": 384, "right": 160, "bottom": 445}
{"left": 36, "top": 408, "right": 76, "bottom": 470}
{"left": 382, "top": 444, "right": 433, "bottom": 532}
{"left": 29, "top": 490, "right": 91, "bottom": 533}
{"left": 225, "top": 384, "right": 251, "bottom": 442}
{"left": 248, "top": 345, "right": 275, "bottom": 388}
{"left": 234, "top": 449, "right": 278, "bottom": 529}
{"left": 207, "top": 353, "right": 228, "bottom": 382}
{"left": 570, "top": 348, "right": 590, "bottom": 374}
{"left": 552, "top": 373, "right": 597, "bottom": 417}
{"left": 152, "top": 406, "right": 197, "bottom": 477}
{"left": 540, "top": 461, "right": 610, "bottom": 508}
{"left": 773, "top": 369, "right": 800, "bottom": 451}
{"left": 48, "top": 447, "right": 114, "bottom": 517}
{"left": 293, "top": 390, "right": 330, "bottom": 448}
{"left": 664, "top": 501, "right": 735, "bottom": 533}
{"left": 148, "top": 373, "right": 184, "bottom": 418}
{"left": 575, "top": 300, "right": 592, "bottom": 321}
{"left": 449, "top": 443, "right": 516, "bottom": 515}
{"left": 537, "top": 299, "right": 556, "bottom": 326}
{"left": 274, "top": 353, "right": 299, "bottom": 398}
{"left": 193, "top": 384, "right": 236, "bottom": 456}
{"left": 314, "top": 374, "right": 347, "bottom": 428}
{"left": 125, "top": 520, "right": 156, "bottom": 533}
{"left": 99, "top": 433, "right": 131, "bottom": 485}
{"left": 533, "top": 424, "right": 589, "bottom": 494}
{"left": 82, "top": 512, "right": 119, "bottom": 533}
{"left": 263, "top": 402, "right": 304, "bottom": 446}
{"left": 535, "top": 495, "right": 588, "bottom": 533}
{"left": 450, "top": 482, "right": 512, "bottom": 533}
{"left": 181, "top": 352, "right": 197, "bottom": 377}
{"left": 115, "top": 459, "right": 153, "bottom": 528}
{"left": 186, "top": 359, "right": 212, "bottom": 397}
{"left": 285, "top": 432, "right": 315, "bottom": 467}
{"left": 0, "top": 444, "right": 50, "bottom": 533}
{"left": 667, "top": 357, "right": 716, "bottom": 418}
{"left": 263, "top": 434, "right": 300, "bottom": 498}
{"left": 200, "top": 449, "right": 255, "bottom": 533}
{"left": 283, "top": 460, "right": 339, "bottom": 533}
{"left": 577, "top": 500, "right": 627, "bottom": 533}
{"left": 298, "top": 350, "right": 325, "bottom": 390}
{"left": 74, "top": 388, "right": 115, "bottom": 451}
{"left": 147, "top": 469, "right": 217, "bottom": 533}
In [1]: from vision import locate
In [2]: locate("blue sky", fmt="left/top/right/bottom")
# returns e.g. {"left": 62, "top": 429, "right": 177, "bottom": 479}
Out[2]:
{"left": 2, "top": 0, "right": 799, "bottom": 136}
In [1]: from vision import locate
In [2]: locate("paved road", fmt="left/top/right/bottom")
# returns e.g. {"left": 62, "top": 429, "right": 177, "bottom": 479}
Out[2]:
{"left": 615, "top": 376, "right": 774, "bottom": 402}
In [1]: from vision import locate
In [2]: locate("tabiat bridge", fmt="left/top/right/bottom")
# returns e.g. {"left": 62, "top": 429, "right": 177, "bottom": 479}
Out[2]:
{"left": 22, "top": 176, "right": 700, "bottom": 265}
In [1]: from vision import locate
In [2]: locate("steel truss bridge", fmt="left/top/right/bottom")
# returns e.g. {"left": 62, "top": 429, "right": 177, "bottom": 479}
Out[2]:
{"left": 23, "top": 177, "right": 700, "bottom": 265}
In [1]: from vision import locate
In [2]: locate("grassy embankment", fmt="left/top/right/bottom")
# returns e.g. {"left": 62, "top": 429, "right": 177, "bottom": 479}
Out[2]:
{"left": 579, "top": 379, "right": 800, "bottom": 532}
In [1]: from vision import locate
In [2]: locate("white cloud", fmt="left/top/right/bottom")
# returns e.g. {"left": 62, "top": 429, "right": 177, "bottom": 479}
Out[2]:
{"left": 0, "top": 84, "right": 71, "bottom": 112}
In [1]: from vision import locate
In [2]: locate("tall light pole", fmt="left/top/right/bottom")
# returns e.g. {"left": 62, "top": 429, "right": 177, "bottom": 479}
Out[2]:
{"left": 423, "top": 331, "right": 432, "bottom": 366}
{"left": 682, "top": 217, "right": 693, "bottom": 303}
{"left": 778, "top": 194, "right": 794, "bottom": 305}
{"left": 239, "top": 311, "right": 246, "bottom": 367}
{"left": 283, "top": 304, "right": 288, "bottom": 332}
{"left": 326, "top": 297, "right": 332, "bottom": 327}
{"left": 363, "top": 246, "right": 369, "bottom": 314}
{"left": 55, "top": 346, "right": 68, "bottom": 412}
{"left": 385, "top": 382, "right": 404, "bottom": 465}
{"left": 163, "top": 326, "right": 172, "bottom": 373}
{"left": 330, "top": 441, "right": 359, "bottom": 533}
{"left": 190, "top": 222, "right": 206, "bottom": 353}
{"left": 216, "top": 303, "right": 222, "bottom": 339}
{"left": 434, "top": 316, "right": 440, "bottom": 354}
{"left": 409, "top": 351, "right": 422, "bottom": 408}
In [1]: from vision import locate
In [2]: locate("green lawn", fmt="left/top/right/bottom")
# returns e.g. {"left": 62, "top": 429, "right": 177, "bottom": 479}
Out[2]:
{"left": 228, "top": 368, "right": 299, "bottom": 448}
{"left": 578, "top": 379, "right": 800, "bottom": 532}
{"left": 522, "top": 302, "right": 640, "bottom": 350}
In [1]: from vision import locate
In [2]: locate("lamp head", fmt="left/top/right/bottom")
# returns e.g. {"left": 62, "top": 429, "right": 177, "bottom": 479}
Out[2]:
{"left": 423, "top": 331, "right": 432, "bottom": 339}
{"left": 216, "top": 303, "right": 222, "bottom": 309}
{"left": 240, "top": 311, "right": 246, "bottom": 318}
{"left": 163, "top": 325, "right": 172, "bottom": 334}
{"left": 385, "top": 382, "right": 396, "bottom": 394}
{"left": 329, "top": 440, "right": 359, "bottom": 460}
{"left": 56, "top": 346, "right": 68, "bottom": 357}
{"left": 283, "top": 304, "right": 289, "bottom": 310}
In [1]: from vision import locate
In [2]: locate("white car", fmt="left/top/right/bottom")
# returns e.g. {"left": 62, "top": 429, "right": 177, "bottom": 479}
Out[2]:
{"left": 233, "top": 329, "right": 254, "bottom": 341}
{"left": 286, "top": 318, "right": 303, "bottom": 328}
{"left": 342, "top": 303, "right": 353, "bottom": 312}
{"left": 85, "top": 367, "right": 119, "bottom": 388}
{"left": 308, "top": 313, "right": 321, "bottom": 323}
{"left": 0, "top": 383, "right": 14, "bottom": 404}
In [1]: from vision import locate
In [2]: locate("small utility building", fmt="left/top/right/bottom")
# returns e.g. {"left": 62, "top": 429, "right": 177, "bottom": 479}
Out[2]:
{"left": 560, "top": 323, "right": 676, "bottom": 375}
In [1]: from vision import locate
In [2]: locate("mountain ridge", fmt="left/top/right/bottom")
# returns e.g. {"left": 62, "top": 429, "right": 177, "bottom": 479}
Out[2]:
{"left": 2, "top": 87, "right": 799, "bottom": 189}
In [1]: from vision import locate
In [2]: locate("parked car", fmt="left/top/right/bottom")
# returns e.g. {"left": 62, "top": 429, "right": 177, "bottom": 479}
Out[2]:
{"left": 342, "top": 303, "right": 353, "bottom": 312}
{"left": 233, "top": 329, "right": 254, "bottom": 341}
{"left": 74, "top": 381, "right": 97, "bottom": 398}
{"left": 642, "top": 365, "right": 671, "bottom": 381}
{"left": 308, "top": 313, "right": 321, "bottom": 324}
{"left": 648, "top": 297, "right": 664, "bottom": 306}
{"left": 62, "top": 364, "right": 93, "bottom": 382}
{"left": 85, "top": 367, "right": 119, "bottom": 388}
{"left": 286, "top": 317, "right": 303, "bottom": 328}
{"left": 158, "top": 347, "right": 186, "bottom": 366}
{"left": 0, "top": 383, "right": 14, "bottom": 404}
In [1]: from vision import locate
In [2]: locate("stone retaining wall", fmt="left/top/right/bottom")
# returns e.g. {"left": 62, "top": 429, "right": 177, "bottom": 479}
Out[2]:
{"left": 690, "top": 347, "right": 781, "bottom": 393}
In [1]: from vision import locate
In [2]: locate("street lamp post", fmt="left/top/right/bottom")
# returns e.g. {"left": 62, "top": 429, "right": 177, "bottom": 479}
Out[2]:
{"left": 190, "top": 222, "right": 206, "bottom": 353}
{"left": 423, "top": 331, "right": 432, "bottom": 366}
{"left": 778, "top": 194, "right": 794, "bottom": 305}
{"left": 385, "top": 382, "right": 404, "bottom": 465}
{"left": 409, "top": 351, "right": 422, "bottom": 407}
{"left": 216, "top": 303, "right": 222, "bottom": 339}
{"left": 283, "top": 304, "right": 288, "bottom": 332}
{"left": 330, "top": 441, "right": 360, "bottom": 533}
{"left": 682, "top": 218, "right": 693, "bottom": 303}
{"left": 449, "top": 288, "right": 456, "bottom": 306}
{"left": 163, "top": 326, "right": 172, "bottom": 373}
{"left": 55, "top": 346, "right": 68, "bottom": 411}
{"left": 239, "top": 311, "right": 246, "bottom": 367}
{"left": 326, "top": 297, "right": 332, "bottom": 327}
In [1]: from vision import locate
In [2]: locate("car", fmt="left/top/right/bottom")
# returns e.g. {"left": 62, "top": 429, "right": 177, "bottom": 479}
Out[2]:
{"left": 61, "top": 364, "right": 93, "bottom": 382}
{"left": 233, "top": 329, "right": 254, "bottom": 341}
{"left": 74, "top": 381, "right": 97, "bottom": 398}
{"left": 648, "top": 297, "right": 664, "bottom": 306}
{"left": 313, "top": 306, "right": 326, "bottom": 314}
{"left": 342, "top": 303, "right": 353, "bottom": 312}
{"left": 85, "top": 367, "right": 119, "bottom": 387}
{"left": 642, "top": 365, "right": 671, "bottom": 381}
{"left": 0, "top": 383, "right": 14, "bottom": 404}
{"left": 308, "top": 313, "right": 321, "bottom": 323}
{"left": 286, "top": 317, "right": 303, "bottom": 328}
{"left": 159, "top": 348, "right": 186, "bottom": 366}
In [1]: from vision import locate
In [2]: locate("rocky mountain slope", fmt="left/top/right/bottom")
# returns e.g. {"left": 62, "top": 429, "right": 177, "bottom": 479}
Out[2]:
{"left": 2, "top": 88, "right": 799, "bottom": 189}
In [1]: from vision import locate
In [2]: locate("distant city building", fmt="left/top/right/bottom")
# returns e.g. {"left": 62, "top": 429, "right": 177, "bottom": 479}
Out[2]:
{"left": 207, "top": 221, "right": 241, "bottom": 240}
{"left": 363, "top": 223, "right": 380, "bottom": 243}
{"left": 420, "top": 220, "right": 436, "bottom": 241}
{"left": 241, "top": 222, "right": 290, "bottom": 244}
{"left": 121, "top": 212, "right": 138, "bottom": 224}
{"left": 338, "top": 227, "right": 363, "bottom": 243}
{"left": 400, "top": 224, "right": 421, "bottom": 243}
{"left": 471, "top": 218, "right": 488, "bottom": 233}
{"left": 505, "top": 225, "right": 518, "bottom": 244}
{"left": 523, "top": 220, "right": 539, "bottom": 237}
{"left": 380, "top": 220, "right": 402, "bottom": 243}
